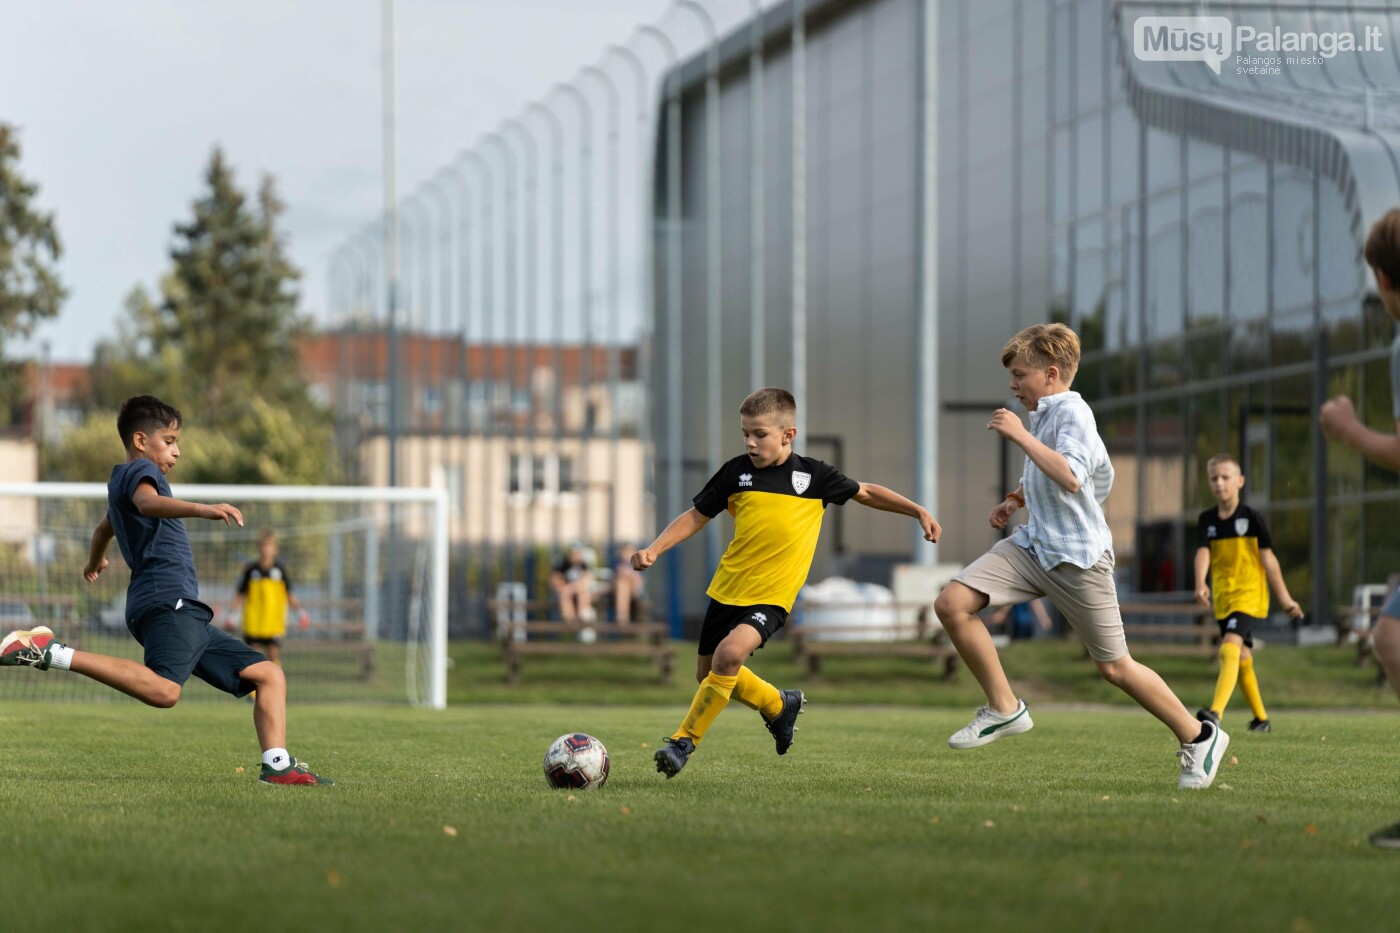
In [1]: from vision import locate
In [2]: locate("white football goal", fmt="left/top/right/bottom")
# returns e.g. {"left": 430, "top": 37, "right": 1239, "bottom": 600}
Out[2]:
{"left": 0, "top": 483, "right": 448, "bottom": 708}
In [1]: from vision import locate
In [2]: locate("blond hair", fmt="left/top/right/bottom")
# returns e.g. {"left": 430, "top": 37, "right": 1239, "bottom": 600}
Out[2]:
{"left": 1365, "top": 208, "right": 1400, "bottom": 289}
{"left": 1000, "top": 323, "right": 1081, "bottom": 384}
{"left": 1205, "top": 453, "right": 1240, "bottom": 473}
{"left": 739, "top": 387, "right": 797, "bottom": 425}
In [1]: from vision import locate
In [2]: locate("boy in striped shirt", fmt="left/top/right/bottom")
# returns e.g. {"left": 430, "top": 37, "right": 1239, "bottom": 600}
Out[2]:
{"left": 934, "top": 323, "right": 1229, "bottom": 790}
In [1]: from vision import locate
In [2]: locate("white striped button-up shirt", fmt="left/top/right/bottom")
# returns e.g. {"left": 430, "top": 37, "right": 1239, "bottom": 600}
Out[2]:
{"left": 1008, "top": 390, "right": 1115, "bottom": 571}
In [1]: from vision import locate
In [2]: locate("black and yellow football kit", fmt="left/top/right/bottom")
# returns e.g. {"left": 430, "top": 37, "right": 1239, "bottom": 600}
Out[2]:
{"left": 673, "top": 453, "right": 859, "bottom": 745}
{"left": 1197, "top": 504, "right": 1273, "bottom": 721}
{"left": 237, "top": 561, "right": 294, "bottom": 644}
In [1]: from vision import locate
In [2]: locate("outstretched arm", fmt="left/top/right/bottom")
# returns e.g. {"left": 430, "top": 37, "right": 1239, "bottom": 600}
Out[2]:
{"left": 1260, "top": 548, "right": 1303, "bottom": 618}
{"left": 631, "top": 508, "right": 711, "bottom": 571}
{"left": 1320, "top": 397, "right": 1400, "bottom": 472}
{"left": 132, "top": 482, "right": 243, "bottom": 526}
{"left": 851, "top": 483, "right": 940, "bottom": 542}
{"left": 84, "top": 514, "right": 114, "bottom": 582}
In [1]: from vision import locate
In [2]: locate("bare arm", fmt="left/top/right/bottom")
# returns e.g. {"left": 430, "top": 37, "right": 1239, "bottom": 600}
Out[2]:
{"left": 84, "top": 514, "right": 114, "bottom": 581}
{"left": 851, "top": 483, "right": 940, "bottom": 542}
{"left": 1320, "top": 397, "right": 1400, "bottom": 471}
{"left": 631, "top": 508, "right": 711, "bottom": 571}
{"left": 1260, "top": 548, "right": 1303, "bottom": 618}
{"left": 988, "top": 409, "right": 1081, "bottom": 493}
{"left": 132, "top": 482, "right": 243, "bottom": 526}
{"left": 1193, "top": 547, "right": 1212, "bottom": 607}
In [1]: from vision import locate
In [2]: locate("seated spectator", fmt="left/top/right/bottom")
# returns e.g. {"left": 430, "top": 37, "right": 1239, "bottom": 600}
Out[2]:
{"left": 551, "top": 543, "right": 595, "bottom": 624}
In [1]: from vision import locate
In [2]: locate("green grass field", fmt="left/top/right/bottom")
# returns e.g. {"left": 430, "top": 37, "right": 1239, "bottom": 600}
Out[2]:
{"left": 1, "top": 701, "right": 1396, "bottom": 932}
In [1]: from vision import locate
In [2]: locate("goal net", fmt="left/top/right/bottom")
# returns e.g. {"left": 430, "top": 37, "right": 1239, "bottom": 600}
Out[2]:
{"left": 0, "top": 483, "right": 448, "bottom": 708}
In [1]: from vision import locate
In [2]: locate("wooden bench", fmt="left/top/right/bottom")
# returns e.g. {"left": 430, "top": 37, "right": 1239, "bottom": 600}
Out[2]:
{"left": 283, "top": 620, "right": 376, "bottom": 681}
{"left": 1118, "top": 602, "right": 1216, "bottom": 656}
{"left": 496, "top": 619, "right": 675, "bottom": 684}
{"left": 788, "top": 604, "right": 958, "bottom": 679}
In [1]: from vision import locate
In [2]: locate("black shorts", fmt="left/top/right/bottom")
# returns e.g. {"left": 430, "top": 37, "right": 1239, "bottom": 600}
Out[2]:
{"left": 244, "top": 635, "right": 283, "bottom": 648}
{"left": 1216, "top": 612, "right": 1265, "bottom": 648}
{"left": 127, "top": 599, "right": 268, "bottom": 697}
{"left": 697, "top": 600, "right": 788, "bottom": 656}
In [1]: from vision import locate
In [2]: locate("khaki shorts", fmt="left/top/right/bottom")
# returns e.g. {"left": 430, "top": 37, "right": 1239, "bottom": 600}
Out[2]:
{"left": 952, "top": 537, "right": 1127, "bottom": 662}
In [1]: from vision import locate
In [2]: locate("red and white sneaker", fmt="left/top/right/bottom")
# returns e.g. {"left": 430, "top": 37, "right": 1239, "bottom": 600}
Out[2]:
{"left": 0, "top": 627, "right": 56, "bottom": 670}
{"left": 258, "top": 756, "right": 335, "bottom": 785}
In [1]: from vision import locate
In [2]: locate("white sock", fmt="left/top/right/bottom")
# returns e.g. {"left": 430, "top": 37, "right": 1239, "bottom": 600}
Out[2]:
{"left": 262, "top": 748, "right": 291, "bottom": 770}
{"left": 48, "top": 644, "right": 74, "bottom": 671}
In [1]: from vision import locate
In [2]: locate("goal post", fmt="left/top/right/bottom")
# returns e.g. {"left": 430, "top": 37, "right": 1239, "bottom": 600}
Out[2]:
{"left": 0, "top": 482, "right": 449, "bottom": 709}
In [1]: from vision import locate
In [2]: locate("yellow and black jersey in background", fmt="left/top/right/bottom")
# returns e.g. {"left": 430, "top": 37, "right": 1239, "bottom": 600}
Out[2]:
{"left": 238, "top": 561, "right": 293, "bottom": 640}
{"left": 1197, "top": 504, "right": 1272, "bottom": 620}
{"left": 693, "top": 453, "right": 860, "bottom": 611}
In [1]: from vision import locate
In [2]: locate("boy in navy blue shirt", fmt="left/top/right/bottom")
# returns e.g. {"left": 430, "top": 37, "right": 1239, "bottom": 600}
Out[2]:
{"left": 0, "top": 396, "right": 332, "bottom": 785}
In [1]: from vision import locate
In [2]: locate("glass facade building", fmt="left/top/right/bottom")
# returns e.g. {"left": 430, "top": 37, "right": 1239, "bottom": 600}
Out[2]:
{"left": 651, "top": 0, "right": 1400, "bottom": 624}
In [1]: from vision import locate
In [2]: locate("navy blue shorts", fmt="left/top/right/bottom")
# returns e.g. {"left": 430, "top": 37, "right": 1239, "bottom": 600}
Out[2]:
{"left": 697, "top": 600, "right": 788, "bottom": 656}
{"left": 127, "top": 599, "right": 268, "bottom": 698}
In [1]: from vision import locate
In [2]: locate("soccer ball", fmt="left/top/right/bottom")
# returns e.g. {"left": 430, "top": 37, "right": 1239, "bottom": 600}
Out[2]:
{"left": 543, "top": 733, "right": 610, "bottom": 790}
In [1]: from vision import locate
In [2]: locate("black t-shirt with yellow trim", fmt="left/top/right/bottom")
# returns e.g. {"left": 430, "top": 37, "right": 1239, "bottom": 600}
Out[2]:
{"left": 238, "top": 560, "right": 293, "bottom": 639}
{"left": 1197, "top": 504, "right": 1272, "bottom": 619}
{"left": 693, "top": 452, "right": 860, "bottom": 611}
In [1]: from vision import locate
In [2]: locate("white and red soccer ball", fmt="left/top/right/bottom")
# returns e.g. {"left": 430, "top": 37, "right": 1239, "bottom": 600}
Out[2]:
{"left": 543, "top": 733, "right": 610, "bottom": 790}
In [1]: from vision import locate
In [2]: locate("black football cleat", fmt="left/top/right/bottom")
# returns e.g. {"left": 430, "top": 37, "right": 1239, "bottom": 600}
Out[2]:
{"left": 764, "top": 689, "right": 806, "bottom": 755}
{"left": 653, "top": 737, "right": 695, "bottom": 779}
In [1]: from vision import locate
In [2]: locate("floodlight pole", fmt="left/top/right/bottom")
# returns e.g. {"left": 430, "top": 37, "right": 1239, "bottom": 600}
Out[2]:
{"left": 676, "top": 0, "right": 722, "bottom": 575}
{"left": 554, "top": 82, "right": 594, "bottom": 547}
{"left": 748, "top": 0, "right": 766, "bottom": 390}
{"left": 636, "top": 23, "right": 682, "bottom": 636}
{"left": 383, "top": 0, "right": 402, "bottom": 487}
{"left": 580, "top": 62, "right": 622, "bottom": 555}
{"left": 526, "top": 101, "right": 567, "bottom": 551}
{"left": 607, "top": 42, "right": 657, "bottom": 536}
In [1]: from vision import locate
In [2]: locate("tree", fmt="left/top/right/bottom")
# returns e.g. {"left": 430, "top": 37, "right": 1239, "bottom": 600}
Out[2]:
{"left": 0, "top": 123, "right": 66, "bottom": 422}
{"left": 51, "top": 149, "right": 334, "bottom": 484}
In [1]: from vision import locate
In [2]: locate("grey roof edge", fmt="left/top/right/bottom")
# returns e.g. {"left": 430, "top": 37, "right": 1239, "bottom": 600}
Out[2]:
{"left": 1113, "top": 8, "right": 1400, "bottom": 252}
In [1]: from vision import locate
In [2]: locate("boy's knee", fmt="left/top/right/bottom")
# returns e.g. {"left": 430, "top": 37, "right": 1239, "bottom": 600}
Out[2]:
{"left": 1095, "top": 656, "right": 1131, "bottom": 687}
{"left": 934, "top": 584, "right": 979, "bottom": 623}
{"left": 147, "top": 679, "right": 182, "bottom": 709}
{"left": 1375, "top": 617, "right": 1400, "bottom": 652}
{"left": 242, "top": 660, "right": 285, "bottom": 689}
{"left": 710, "top": 647, "right": 745, "bottom": 676}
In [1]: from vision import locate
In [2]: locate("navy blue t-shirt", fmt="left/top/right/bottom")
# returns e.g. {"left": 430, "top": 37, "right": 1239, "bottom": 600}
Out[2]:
{"left": 107, "top": 459, "right": 200, "bottom": 622}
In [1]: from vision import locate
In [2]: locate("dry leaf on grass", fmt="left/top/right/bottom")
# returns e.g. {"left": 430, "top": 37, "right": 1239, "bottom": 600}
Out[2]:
{"left": 442, "top": 825, "right": 458, "bottom": 837}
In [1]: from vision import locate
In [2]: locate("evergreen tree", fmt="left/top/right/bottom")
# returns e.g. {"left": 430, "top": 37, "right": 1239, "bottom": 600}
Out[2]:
{"left": 0, "top": 123, "right": 66, "bottom": 422}
{"left": 56, "top": 148, "right": 334, "bottom": 484}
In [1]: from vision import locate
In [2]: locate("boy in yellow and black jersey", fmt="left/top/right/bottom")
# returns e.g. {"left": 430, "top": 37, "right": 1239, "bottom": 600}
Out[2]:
{"left": 1193, "top": 454, "right": 1302, "bottom": 732}
{"left": 226, "top": 530, "right": 307, "bottom": 666}
{"left": 632, "top": 387, "right": 940, "bottom": 779}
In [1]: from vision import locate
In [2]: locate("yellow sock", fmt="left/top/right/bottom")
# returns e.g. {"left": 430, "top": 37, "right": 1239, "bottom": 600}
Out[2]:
{"left": 1210, "top": 641, "right": 1242, "bottom": 715}
{"left": 732, "top": 665, "right": 784, "bottom": 719}
{"left": 1238, "top": 656, "right": 1268, "bottom": 721}
{"left": 673, "top": 672, "right": 738, "bottom": 744}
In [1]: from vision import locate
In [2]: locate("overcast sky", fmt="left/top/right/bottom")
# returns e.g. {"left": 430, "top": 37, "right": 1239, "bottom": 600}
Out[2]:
{"left": 2, "top": 0, "right": 745, "bottom": 363}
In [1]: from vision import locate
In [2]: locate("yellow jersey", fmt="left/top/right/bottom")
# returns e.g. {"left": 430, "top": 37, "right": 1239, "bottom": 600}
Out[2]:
{"left": 1197, "top": 504, "right": 1272, "bottom": 619}
{"left": 238, "top": 561, "right": 293, "bottom": 640}
{"left": 693, "top": 453, "right": 860, "bottom": 611}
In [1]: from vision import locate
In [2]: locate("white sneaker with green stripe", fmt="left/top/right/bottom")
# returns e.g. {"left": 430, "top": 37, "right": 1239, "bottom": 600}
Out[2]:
{"left": 948, "top": 700, "right": 1034, "bottom": 749}
{"left": 1177, "top": 720, "right": 1230, "bottom": 790}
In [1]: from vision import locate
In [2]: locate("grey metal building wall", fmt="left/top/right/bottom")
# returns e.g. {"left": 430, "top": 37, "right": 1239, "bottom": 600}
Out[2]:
{"left": 652, "top": 0, "right": 926, "bottom": 625}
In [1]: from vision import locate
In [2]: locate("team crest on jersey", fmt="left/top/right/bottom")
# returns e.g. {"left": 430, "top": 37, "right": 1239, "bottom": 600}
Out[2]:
{"left": 1235, "top": 518, "right": 1249, "bottom": 536}
{"left": 791, "top": 471, "right": 811, "bottom": 494}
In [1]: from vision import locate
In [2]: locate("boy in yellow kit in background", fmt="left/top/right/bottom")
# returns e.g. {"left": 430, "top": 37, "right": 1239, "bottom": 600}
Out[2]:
{"left": 1193, "top": 454, "right": 1303, "bottom": 732}
{"left": 631, "top": 387, "right": 940, "bottom": 779}
{"left": 226, "top": 529, "right": 307, "bottom": 667}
